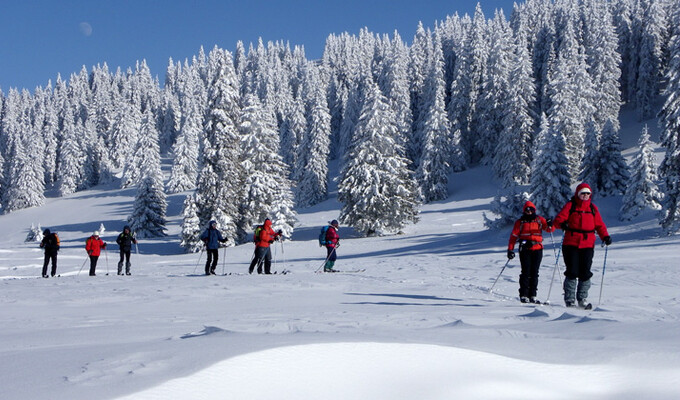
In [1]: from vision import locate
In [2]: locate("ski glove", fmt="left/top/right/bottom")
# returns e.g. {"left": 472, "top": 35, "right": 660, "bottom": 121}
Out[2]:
{"left": 546, "top": 218, "right": 553, "bottom": 228}
{"left": 603, "top": 236, "right": 612, "bottom": 246}
{"left": 507, "top": 250, "right": 515, "bottom": 260}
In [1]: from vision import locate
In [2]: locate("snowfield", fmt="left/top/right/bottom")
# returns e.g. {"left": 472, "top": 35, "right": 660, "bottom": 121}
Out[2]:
{"left": 1, "top": 165, "right": 679, "bottom": 399}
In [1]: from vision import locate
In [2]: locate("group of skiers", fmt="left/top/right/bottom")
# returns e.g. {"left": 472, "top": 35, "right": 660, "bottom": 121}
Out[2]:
{"left": 507, "top": 182, "right": 611, "bottom": 308}
{"left": 37, "top": 181, "right": 610, "bottom": 309}
{"left": 39, "top": 226, "right": 138, "bottom": 277}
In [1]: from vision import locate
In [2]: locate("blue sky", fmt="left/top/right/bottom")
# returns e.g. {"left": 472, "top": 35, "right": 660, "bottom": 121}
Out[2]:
{"left": 0, "top": 0, "right": 515, "bottom": 91}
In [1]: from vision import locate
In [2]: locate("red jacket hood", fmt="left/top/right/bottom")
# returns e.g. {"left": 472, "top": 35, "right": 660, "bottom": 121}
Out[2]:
{"left": 523, "top": 201, "right": 536, "bottom": 213}
{"left": 573, "top": 182, "right": 593, "bottom": 207}
{"left": 264, "top": 219, "right": 272, "bottom": 228}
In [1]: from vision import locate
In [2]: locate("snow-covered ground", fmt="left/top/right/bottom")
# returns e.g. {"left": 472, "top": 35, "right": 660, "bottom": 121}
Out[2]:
{"left": 2, "top": 149, "right": 679, "bottom": 399}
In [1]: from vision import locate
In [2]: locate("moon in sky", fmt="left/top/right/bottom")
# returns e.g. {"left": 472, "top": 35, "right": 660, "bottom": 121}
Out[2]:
{"left": 79, "top": 22, "right": 93, "bottom": 37}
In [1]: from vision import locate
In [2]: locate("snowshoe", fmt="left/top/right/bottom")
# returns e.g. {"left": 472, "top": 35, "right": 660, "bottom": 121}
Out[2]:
{"left": 520, "top": 296, "right": 530, "bottom": 303}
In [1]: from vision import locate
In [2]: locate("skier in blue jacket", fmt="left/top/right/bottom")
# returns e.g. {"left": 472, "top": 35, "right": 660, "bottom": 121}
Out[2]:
{"left": 200, "top": 220, "right": 227, "bottom": 275}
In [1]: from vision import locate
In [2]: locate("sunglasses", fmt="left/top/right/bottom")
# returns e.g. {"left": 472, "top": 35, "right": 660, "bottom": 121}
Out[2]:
{"left": 579, "top": 192, "right": 591, "bottom": 196}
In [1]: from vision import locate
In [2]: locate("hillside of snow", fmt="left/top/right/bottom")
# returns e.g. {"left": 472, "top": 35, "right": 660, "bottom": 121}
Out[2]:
{"left": 1, "top": 120, "right": 679, "bottom": 399}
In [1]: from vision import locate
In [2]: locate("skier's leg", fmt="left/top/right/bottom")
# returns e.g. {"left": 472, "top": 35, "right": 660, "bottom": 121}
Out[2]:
{"left": 518, "top": 250, "right": 531, "bottom": 299}
{"left": 264, "top": 248, "right": 272, "bottom": 274}
{"left": 529, "top": 249, "right": 543, "bottom": 299}
{"left": 42, "top": 254, "right": 50, "bottom": 277}
{"left": 51, "top": 254, "right": 58, "bottom": 277}
{"left": 562, "top": 246, "right": 578, "bottom": 305}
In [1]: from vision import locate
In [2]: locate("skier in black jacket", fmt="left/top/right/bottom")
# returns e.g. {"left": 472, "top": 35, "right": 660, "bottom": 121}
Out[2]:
{"left": 39, "top": 229, "right": 60, "bottom": 278}
{"left": 116, "top": 225, "right": 137, "bottom": 275}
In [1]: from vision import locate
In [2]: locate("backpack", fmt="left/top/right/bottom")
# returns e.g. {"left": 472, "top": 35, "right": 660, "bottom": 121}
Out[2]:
{"left": 253, "top": 225, "right": 263, "bottom": 243}
{"left": 52, "top": 233, "right": 60, "bottom": 248}
{"left": 318, "top": 225, "right": 330, "bottom": 247}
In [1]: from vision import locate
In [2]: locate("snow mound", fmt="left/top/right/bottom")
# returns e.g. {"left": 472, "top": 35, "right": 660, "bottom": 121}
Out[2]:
{"left": 116, "top": 342, "right": 680, "bottom": 400}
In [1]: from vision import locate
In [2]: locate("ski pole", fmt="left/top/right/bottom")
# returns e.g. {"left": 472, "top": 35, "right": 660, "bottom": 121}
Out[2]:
{"left": 280, "top": 239, "right": 286, "bottom": 271}
{"left": 104, "top": 247, "right": 110, "bottom": 276}
{"left": 544, "top": 232, "right": 565, "bottom": 304}
{"left": 598, "top": 244, "right": 609, "bottom": 305}
{"left": 489, "top": 258, "right": 511, "bottom": 293}
{"left": 316, "top": 247, "right": 336, "bottom": 272}
{"left": 549, "top": 230, "right": 564, "bottom": 286}
{"left": 193, "top": 246, "right": 205, "bottom": 274}
{"left": 221, "top": 246, "right": 227, "bottom": 276}
{"left": 77, "top": 254, "right": 89, "bottom": 276}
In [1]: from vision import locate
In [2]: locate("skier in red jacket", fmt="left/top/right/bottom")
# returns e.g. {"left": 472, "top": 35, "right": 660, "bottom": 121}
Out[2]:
{"left": 85, "top": 231, "right": 107, "bottom": 276}
{"left": 249, "top": 219, "right": 282, "bottom": 274}
{"left": 552, "top": 183, "right": 611, "bottom": 307}
{"left": 507, "top": 201, "right": 554, "bottom": 303}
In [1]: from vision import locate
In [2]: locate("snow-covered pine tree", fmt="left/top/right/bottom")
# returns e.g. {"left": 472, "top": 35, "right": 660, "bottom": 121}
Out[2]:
{"left": 633, "top": 0, "right": 667, "bottom": 120}
{"left": 416, "top": 29, "right": 451, "bottom": 203}
{"left": 127, "top": 108, "right": 167, "bottom": 238}
{"left": 545, "top": 18, "right": 589, "bottom": 183}
{"left": 338, "top": 75, "right": 419, "bottom": 236}
{"left": 110, "top": 97, "right": 141, "bottom": 170}
{"left": 493, "top": 27, "right": 536, "bottom": 187}
{"left": 194, "top": 49, "right": 243, "bottom": 244}
{"left": 465, "top": 4, "right": 491, "bottom": 164}
{"left": 167, "top": 91, "right": 201, "bottom": 193}
{"left": 295, "top": 65, "right": 331, "bottom": 208}
{"left": 56, "top": 104, "right": 84, "bottom": 196}
{"left": 529, "top": 113, "right": 572, "bottom": 218}
{"left": 476, "top": 10, "right": 512, "bottom": 165}
{"left": 658, "top": 3, "right": 680, "bottom": 234}
{"left": 279, "top": 95, "right": 306, "bottom": 177}
{"left": 180, "top": 194, "right": 203, "bottom": 253}
{"left": 237, "top": 94, "right": 296, "bottom": 240}
{"left": 483, "top": 185, "right": 530, "bottom": 229}
{"left": 582, "top": 0, "right": 623, "bottom": 132}
{"left": 579, "top": 121, "right": 601, "bottom": 192}
{"left": 596, "top": 119, "right": 630, "bottom": 197}
{"left": 620, "top": 125, "right": 663, "bottom": 220}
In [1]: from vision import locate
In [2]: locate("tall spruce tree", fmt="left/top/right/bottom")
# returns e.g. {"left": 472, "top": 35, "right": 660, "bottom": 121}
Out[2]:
{"left": 338, "top": 76, "right": 419, "bottom": 236}
{"left": 658, "top": 3, "right": 680, "bottom": 234}
{"left": 620, "top": 125, "right": 663, "bottom": 220}
{"left": 238, "top": 94, "right": 296, "bottom": 240}
{"left": 128, "top": 109, "right": 167, "bottom": 237}
{"left": 530, "top": 113, "right": 572, "bottom": 218}
{"left": 194, "top": 49, "right": 243, "bottom": 244}
{"left": 597, "top": 119, "right": 630, "bottom": 197}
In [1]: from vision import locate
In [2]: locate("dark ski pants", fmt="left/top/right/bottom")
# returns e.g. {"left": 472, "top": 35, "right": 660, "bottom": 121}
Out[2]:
{"left": 249, "top": 246, "right": 272, "bottom": 274}
{"left": 518, "top": 248, "right": 542, "bottom": 298}
{"left": 89, "top": 255, "right": 99, "bottom": 276}
{"left": 324, "top": 246, "right": 337, "bottom": 270}
{"left": 562, "top": 246, "right": 594, "bottom": 302}
{"left": 118, "top": 250, "right": 132, "bottom": 275}
{"left": 42, "top": 253, "right": 57, "bottom": 277}
{"left": 205, "top": 249, "right": 219, "bottom": 275}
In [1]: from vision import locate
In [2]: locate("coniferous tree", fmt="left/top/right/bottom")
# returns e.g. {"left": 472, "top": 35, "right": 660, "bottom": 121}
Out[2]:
{"left": 416, "top": 30, "right": 451, "bottom": 203}
{"left": 597, "top": 119, "right": 630, "bottom": 197}
{"left": 493, "top": 27, "right": 536, "bottom": 187}
{"left": 658, "top": 3, "right": 680, "bottom": 234}
{"left": 530, "top": 113, "right": 572, "bottom": 218}
{"left": 483, "top": 185, "right": 530, "bottom": 229}
{"left": 167, "top": 92, "right": 201, "bottom": 193}
{"left": 620, "top": 125, "right": 663, "bottom": 220}
{"left": 295, "top": 65, "right": 331, "bottom": 208}
{"left": 56, "top": 104, "right": 84, "bottom": 196}
{"left": 579, "top": 121, "right": 601, "bottom": 191}
{"left": 476, "top": 10, "right": 512, "bottom": 164}
{"left": 634, "top": 0, "right": 667, "bottom": 120}
{"left": 180, "top": 194, "right": 203, "bottom": 252}
{"left": 338, "top": 76, "right": 419, "bottom": 236}
{"left": 583, "top": 0, "right": 623, "bottom": 132}
{"left": 237, "top": 94, "right": 296, "bottom": 240}
{"left": 194, "top": 49, "right": 243, "bottom": 244}
{"left": 127, "top": 109, "right": 167, "bottom": 237}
